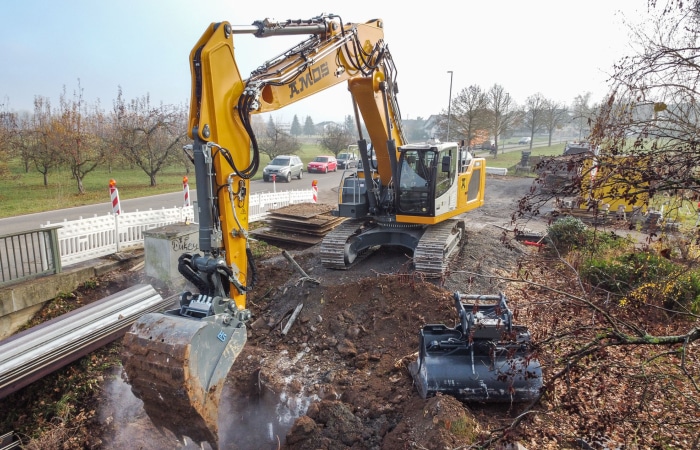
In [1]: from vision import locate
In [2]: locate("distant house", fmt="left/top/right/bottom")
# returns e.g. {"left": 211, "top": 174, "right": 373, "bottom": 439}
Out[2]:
{"left": 423, "top": 115, "right": 441, "bottom": 139}
{"left": 315, "top": 121, "right": 341, "bottom": 133}
{"left": 402, "top": 117, "right": 430, "bottom": 142}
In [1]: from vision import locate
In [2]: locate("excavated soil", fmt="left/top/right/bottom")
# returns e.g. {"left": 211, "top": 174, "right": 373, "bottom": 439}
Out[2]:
{"left": 9, "top": 176, "right": 548, "bottom": 449}
{"left": 94, "top": 176, "right": 544, "bottom": 449}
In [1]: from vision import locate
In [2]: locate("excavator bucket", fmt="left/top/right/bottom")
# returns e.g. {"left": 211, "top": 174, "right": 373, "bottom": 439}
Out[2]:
{"left": 121, "top": 295, "right": 248, "bottom": 445}
{"left": 409, "top": 292, "right": 542, "bottom": 403}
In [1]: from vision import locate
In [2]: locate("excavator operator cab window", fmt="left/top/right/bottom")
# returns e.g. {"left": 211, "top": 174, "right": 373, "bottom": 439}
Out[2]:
{"left": 435, "top": 147, "right": 456, "bottom": 198}
{"left": 397, "top": 148, "right": 435, "bottom": 215}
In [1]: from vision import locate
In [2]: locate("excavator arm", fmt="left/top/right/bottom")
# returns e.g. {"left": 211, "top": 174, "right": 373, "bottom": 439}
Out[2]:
{"left": 186, "top": 15, "right": 400, "bottom": 304}
{"left": 121, "top": 14, "right": 403, "bottom": 446}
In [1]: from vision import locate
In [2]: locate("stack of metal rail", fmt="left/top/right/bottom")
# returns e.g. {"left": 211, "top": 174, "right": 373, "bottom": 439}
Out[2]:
{"left": 0, "top": 284, "right": 172, "bottom": 399}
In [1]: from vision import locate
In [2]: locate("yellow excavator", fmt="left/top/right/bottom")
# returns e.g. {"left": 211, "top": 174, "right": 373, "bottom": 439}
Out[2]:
{"left": 121, "top": 13, "right": 490, "bottom": 446}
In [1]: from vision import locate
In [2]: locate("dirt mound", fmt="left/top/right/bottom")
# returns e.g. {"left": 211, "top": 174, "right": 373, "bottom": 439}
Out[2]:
{"left": 4, "top": 176, "right": 539, "bottom": 450}
{"left": 214, "top": 220, "right": 526, "bottom": 449}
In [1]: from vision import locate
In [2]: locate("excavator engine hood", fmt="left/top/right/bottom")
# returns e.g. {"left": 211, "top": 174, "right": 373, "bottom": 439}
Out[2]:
{"left": 409, "top": 293, "right": 542, "bottom": 403}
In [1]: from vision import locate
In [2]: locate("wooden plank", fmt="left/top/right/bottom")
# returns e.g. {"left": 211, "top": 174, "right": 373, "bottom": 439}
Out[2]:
{"left": 268, "top": 203, "right": 334, "bottom": 219}
{"left": 251, "top": 228, "right": 322, "bottom": 245}
{"left": 267, "top": 213, "right": 342, "bottom": 227}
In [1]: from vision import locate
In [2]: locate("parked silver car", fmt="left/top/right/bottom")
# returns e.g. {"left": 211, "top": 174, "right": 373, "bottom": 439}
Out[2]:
{"left": 263, "top": 155, "right": 303, "bottom": 182}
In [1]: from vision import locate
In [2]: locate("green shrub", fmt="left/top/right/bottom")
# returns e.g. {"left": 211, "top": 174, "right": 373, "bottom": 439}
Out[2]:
{"left": 581, "top": 250, "right": 700, "bottom": 312}
{"left": 580, "top": 257, "right": 634, "bottom": 294}
{"left": 546, "top": 216, "right": 630, "bottom": 256}
{"left": 546, "top": 216, "right": 587, "bottom": 255}
{"left": 662, "top": 271, "right": 700, "bottom": 312}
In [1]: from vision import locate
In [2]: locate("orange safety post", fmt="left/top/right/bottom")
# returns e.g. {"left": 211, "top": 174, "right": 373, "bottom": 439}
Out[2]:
{"left": 109, "top": 179, "right": 121, "bottom": 215}
{"left": 183, "top": 176, "right": 191, "bottom": 207}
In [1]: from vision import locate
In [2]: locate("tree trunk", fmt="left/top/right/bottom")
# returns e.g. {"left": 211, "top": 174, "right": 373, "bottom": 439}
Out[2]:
{"left": 77, "top": 176, "right": 85, "bottom": 194}
{"left": 43, "top": 172, "right": 48, "bottom": 187}
{"left": 150, "top": 173, "right": 157, "bottom": 187}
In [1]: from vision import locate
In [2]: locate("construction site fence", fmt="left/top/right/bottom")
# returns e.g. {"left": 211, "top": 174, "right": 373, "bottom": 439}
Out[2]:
{"left": 0, "top": 189, "right": 314, "bottom": 286}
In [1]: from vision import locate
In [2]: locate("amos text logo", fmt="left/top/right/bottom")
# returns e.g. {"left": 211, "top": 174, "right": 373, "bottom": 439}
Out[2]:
{"left": 289, "top": 62, "right": 330, "bottom": 98}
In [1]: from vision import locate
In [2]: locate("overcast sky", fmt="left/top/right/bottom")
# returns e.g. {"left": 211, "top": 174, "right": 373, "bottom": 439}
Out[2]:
{"left": 0, "top": 0, "right": 647, "bottom": 123}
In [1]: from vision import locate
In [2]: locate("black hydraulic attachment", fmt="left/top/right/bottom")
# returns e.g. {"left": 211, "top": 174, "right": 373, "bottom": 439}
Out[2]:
{"left": 409, "top": 292, "right": 542, "bottom": 403}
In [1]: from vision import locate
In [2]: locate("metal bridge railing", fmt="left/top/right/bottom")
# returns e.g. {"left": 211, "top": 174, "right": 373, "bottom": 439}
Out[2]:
{"left": 0, "top": 226, "right": 62, "bottom": 286}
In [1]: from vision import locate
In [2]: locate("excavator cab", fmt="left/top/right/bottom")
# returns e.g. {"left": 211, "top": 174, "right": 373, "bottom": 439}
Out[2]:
{"left": 409, "top": 292, "right": 543, "bottom": 403}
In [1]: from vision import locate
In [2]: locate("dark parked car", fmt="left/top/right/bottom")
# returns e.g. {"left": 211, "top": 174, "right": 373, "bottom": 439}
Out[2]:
{"left": 262, "top": 155, "right": 303, "bottom": 182}
{"left": 337, "top": 152, "right": 358, "bottom": 169}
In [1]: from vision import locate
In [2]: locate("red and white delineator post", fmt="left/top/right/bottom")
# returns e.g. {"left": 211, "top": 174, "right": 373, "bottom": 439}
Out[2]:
{"left": 312, "top": 180, "right": 318, "bottom": 203}
{"left": 183, "top": 176, "right": 191, "bottom": 207}
{"left": 109, "top": 179, "right": 121, "bottom": 215}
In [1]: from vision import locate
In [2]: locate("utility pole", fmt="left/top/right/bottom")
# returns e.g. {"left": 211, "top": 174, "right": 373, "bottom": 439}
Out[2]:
{"left": 447, "top": 70, "right": 453, "bottom": 141}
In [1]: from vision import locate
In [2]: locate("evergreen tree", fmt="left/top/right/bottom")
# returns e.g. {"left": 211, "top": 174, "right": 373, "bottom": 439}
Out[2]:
{"left": 290, "top": 114, "right": 302, "bottom": 136}
{"left": 303, "top": 115, "right": 315, "bottom": 136}
{"left": 344, "top": 115, "right": 355, "bottom": 133}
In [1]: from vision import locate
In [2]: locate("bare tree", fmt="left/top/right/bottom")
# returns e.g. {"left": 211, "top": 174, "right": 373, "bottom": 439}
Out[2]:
{"left": 542, "top": 100, "right": 569, "bottom": 146}
{"left": 522, "top": 93, "right": 548, "bottom": 149}
{"left": 318, "top": 122, "right": 354, "bottom": 157}
{"left": 28, "top": 96, "right": 63, "bottom": 187}
{"left": 113, "top": 89, "right": 188, "bottom": 186}
{"left": 486, "top": 84, "right": 518, "bottom": 153}
{"left": 444, "top": 85, "right": 490, "bottom": 147}
{"left": 56, "top": 81, "right": 104, "bottom": 194}
{"left": 572, "top": 92, "right": 595, "bottom": 140}
{"left": 0, "top": 99, "right": 18, "bottom": 177}
{"left": 255, "top": 116, "right": 300, "bottom": 160}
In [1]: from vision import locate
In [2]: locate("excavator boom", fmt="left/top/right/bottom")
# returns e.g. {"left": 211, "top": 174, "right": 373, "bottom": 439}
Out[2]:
{"left": 121, "top": 14, "right": 393, "bottom": 446}
{"left": 120, "top": 12, "right": 500, "bottom": 447}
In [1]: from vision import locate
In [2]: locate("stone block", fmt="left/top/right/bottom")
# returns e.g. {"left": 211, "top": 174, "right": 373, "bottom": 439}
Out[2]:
{"left": 144, "top": 223, "right": 199, "bottom": 290}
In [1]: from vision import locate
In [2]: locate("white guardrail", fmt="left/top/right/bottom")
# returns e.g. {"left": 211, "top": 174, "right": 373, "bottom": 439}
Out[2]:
{"left": 42, "top": 189, "right": 315, "bottom": 267}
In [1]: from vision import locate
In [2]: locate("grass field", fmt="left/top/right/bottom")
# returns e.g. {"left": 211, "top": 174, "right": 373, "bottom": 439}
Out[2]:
{"left": 0, "top": 141, "right": 568, "bottom": 219}
{"left": 0, "top": 143, "right": 330, "bottom": 219}
{"left": 479, "top": 142, "right": 566, "bottom": 172}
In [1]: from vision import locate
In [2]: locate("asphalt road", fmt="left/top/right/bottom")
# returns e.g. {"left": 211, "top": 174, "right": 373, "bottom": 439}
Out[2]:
{"left": 0, "top": 170, "right": 347, "bottom": 235}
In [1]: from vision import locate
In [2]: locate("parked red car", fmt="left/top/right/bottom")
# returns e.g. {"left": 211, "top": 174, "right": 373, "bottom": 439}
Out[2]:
{"left": 307, "top": 155, "right": 338, "bottom": 173}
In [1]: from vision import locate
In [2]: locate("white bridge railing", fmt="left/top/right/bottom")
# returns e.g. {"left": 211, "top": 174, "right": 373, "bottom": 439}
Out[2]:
{"left": 41, "top": 189, "right": 315, "bottom": 267}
